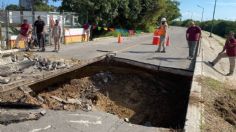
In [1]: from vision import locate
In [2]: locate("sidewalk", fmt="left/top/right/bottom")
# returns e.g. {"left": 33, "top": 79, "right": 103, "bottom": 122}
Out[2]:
{"left": 184, "top": 31, "right": 236, "bottom": 132}
{"left": 200, "top": 31, "right": 236, "bottom": 83}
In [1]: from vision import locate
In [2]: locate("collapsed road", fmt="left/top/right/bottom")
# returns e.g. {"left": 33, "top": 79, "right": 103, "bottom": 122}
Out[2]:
{"left": 0, "top": 28, "right": 196, "bottom": 132}
{"left": 0, "top": 53, "right": 192, "bottom": 131}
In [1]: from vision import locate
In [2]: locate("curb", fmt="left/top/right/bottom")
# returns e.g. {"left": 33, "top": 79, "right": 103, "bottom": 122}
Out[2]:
{"left": 184, "top": 39, "right": 203, "bottom": 132}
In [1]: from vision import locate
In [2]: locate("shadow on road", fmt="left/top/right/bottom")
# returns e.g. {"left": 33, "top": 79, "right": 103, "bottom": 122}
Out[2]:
{"left": 141, "top": 43, "right": 153, "bottom": 45}
{"left": 147, "top": 57, "right": 187, "bottom": 62}
{"left": 124, "top": 51, "right": 155, "bottom": 54}
{"left": 96, "top": 50, "right": 112, "bottom": 52}
{"left": 203, "top": 61, "right": 225, "bottom": 76}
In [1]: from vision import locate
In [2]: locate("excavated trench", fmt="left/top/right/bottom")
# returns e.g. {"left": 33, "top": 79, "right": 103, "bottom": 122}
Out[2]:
{"left": 29, "top": 58, "right": 192, "bottom": 129}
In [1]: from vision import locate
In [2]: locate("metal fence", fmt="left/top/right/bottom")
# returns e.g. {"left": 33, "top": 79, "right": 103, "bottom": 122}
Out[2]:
{"left": 0, "top": 10, "right": 81, "bottom": 50}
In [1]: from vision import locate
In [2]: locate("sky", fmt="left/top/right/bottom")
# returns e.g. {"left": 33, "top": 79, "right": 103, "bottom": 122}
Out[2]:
{"left": 178, "top": 0, "right": 236, "bottom": 21}
{"left": 0, "top": 0, "right": 61, "bottom": 7}
{"left": 1, "top": 0, "right": 236, "bottom": 21}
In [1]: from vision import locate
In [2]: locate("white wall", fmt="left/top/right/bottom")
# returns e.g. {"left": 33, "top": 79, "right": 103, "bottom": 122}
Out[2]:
{"left": 9, "top": 11, "right": 62, "bottom": 25}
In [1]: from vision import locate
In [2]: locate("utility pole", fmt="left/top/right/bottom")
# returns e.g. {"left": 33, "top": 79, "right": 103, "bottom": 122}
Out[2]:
{"left": 5, "top": 10, "right": 9, "bottom": 49}
{"left": 31, "top": 0, "right": 35, "bottom": 24}
{"left": 209, "top": 0, "right": 217, "bottom": 37}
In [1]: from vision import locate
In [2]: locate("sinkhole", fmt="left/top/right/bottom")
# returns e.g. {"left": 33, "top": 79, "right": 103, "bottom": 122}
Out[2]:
{"left": 29, "top": 57, "right": 192, "bottom": 129}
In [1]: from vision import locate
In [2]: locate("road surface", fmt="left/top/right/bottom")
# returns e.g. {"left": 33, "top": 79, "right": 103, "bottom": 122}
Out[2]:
{"left": 0, "top": 26, "right": 194, "bottom": 132}
{"left": 37, "top": 26, "right": 193, "bottom": 73}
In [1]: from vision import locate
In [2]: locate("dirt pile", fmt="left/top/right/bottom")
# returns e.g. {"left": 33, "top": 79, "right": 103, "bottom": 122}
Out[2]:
{"left": 0, "top": 67, "right": 190, "bottom": 129}
{"left": 23, "top": 71, "right": 189, "bottom": 128}
{"left": 198, "top": 76, "right": 236, "bottom": 131}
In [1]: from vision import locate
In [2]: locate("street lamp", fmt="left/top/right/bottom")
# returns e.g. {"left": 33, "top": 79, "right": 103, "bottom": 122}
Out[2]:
{"left": 197, "top": 5, "right": 204, "bottom": 22}
{"left": 210, "top": 0, "right": 217, "bottom": 37}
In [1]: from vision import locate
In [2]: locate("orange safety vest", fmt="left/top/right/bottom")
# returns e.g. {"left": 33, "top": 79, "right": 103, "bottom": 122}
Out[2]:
{"left": 158, "top": 25, "right": 166, "bottom": 36}
{"left": 154, "top": 29, "right": 160, "bottom": 36}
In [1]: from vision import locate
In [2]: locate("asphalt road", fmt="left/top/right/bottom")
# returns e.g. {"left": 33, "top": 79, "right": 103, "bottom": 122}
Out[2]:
{"left": 0, "top": 110, "right": 169, "bottom": 132}
{"left": 0, "top": 27, "right": 193, "bottom": 132}
{"left": 37, "top": 26, "right": 193, "bottom": 72}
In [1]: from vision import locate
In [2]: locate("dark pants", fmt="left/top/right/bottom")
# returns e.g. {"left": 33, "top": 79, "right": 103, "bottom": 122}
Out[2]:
{"left": 188, "top": 41, "right": 198, "bottom": 58}
{"left": 37, "top": 33, "right": 45, "bottom": 49}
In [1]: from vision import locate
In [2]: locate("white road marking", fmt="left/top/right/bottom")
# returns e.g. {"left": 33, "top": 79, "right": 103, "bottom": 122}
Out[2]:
{"left": 68, "top": 120, "right": 102, "bottom": 127}
{"left": 68, "top": 114, "right": 101, "bottom": 120}
{"left": 29, "top": 125, "right": 51, "bottom": 132}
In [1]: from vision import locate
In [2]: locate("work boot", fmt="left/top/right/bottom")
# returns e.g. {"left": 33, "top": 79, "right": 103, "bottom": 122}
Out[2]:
{"left": 187, "top": 56, "right": 193, "bottom": 60}
{"left": 226, "top": 72, "right": 233, "bottom": 76}
{"left": 161, "top": 50, "right": 166, "bottom": 53}
{"left": 41, "top": 48, "right": 45, "bottom": 52}
{"left": 208, "top": 61, "right": 215, "bottom": 67}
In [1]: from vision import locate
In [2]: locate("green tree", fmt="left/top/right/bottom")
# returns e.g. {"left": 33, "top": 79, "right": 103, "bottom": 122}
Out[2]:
{"left": 58, "top": 0, "right": 181, "bottom": 31}
{"left": 34, "top": 0, "right": 54, "bottom": 11}
{"left": 162, "top": 0, "right": 181, "bottom": 21}
{"left": 5, "top": 0, "right": 54, "bottom": 11}
{"left": 5, "top": 4, "right": 21, "bottom": 11}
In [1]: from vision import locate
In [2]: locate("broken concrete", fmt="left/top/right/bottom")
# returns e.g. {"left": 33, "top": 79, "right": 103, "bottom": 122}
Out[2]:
{"left": 0, "top": 76, "right": 10, "bottom": 84}
{"left": 0, "top": 110, "right": 46, "bottom": 125}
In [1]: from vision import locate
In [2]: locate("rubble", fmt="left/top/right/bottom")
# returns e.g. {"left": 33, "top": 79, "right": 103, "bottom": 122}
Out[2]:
{"left": 0, "top": 110, "right": 45, "bottom": 125}
{"left": 40, "top": 110, "right": 47, "bottom": 116}
{"left": 0, "top": 76, "right": 11, "bottom": 84}
{"left": 84, "top": 104, "right": 92, "bottom": 111}
{"left": 0, "top": 52, "right": 76, "bottom": 85}
{"left": 67, "top": 99, "right": 82, "bottom": 105}
{"left": 124, "top": 118, "right": 129, "bottom": 122}
{"left": 0, "top": 59, "right": 189, "bottom": 128}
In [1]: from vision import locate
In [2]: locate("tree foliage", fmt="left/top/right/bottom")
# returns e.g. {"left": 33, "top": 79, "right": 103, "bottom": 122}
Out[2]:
{"left": 172, "top": 19, "right": 236, "bottom": 38}
{"left": 34, "top": 0, "right": 55, "bottom": 11}
{"left": 5, "top": 0, "right": 54, "bottom": 11}
{"left": 59, "top": 0, "right": 181, "bottom": 30}
{"left": 5, "top": 4, "right": 21, "bottom": 11}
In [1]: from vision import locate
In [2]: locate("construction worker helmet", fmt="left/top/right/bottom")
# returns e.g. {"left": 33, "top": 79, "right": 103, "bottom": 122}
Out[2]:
{"left": 161, "top": 18, "right": 167, "bottom": 22}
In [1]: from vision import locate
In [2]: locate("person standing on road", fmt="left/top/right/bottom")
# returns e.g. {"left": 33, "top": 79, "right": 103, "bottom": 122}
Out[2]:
{"left": 15, "top": 19, "right": 31, "bottom": 49}
{"left": 208, "top": 31, "right": 236, "bottom": 76}
{"left": 186, "top": 21, "right": 201, "bottom": 60}
{"left": 155, "top": 17, "right": 168, "bottom": 53}
{"left": 83, "top": 22, "right": 90, "bottom": 41}
{"left": 52, "top": 20, "right": 61, "bottom": 52}
{"left": 34, "top": 16, "right": 46, "bottom": 52}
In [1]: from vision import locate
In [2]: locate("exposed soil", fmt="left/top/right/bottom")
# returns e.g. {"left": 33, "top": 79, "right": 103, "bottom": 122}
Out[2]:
{"left": 214, "top": 91, "right": 236, "bottom": 126}
{"left": 0, "top": 64, "right": 191, "bottom": 129}
{"left": 0, "top": 59, "right": 191, "bottom": 130}
{"left": 197, "top": 76, "right": 236, "bottom": 132}
{"left": 30, "top": 71, "right": 189, "bottom": 128}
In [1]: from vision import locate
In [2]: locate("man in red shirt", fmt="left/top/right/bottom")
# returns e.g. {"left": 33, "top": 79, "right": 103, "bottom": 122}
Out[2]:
{"left": 186, "top": 21, "right": 202, "bottom": 60}
{"left": 209, "top": 31, "right": 236, "bottom": 76}
{"left": 15, "top": 19, "right": 31, "bottom": 49}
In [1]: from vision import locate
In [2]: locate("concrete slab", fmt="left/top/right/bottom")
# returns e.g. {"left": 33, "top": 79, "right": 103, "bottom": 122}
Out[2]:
{"left": 0, "top": 110, "right": 169, "bottom": 132}
{"left": 33, "top": 27, "right": 194, "bottom": 74}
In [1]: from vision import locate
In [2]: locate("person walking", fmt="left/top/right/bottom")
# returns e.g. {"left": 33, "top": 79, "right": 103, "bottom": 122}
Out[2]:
{"left": 155, "top": 18, "right": 168, "bottom": 53}
{"left": 208, "top": 31, "right": 236, "bottom": 76}
{"left": 52, "top": 20, "right": 61, "bottom": 52}
{"left": 34, "top": 16, "right": 46, "bottom": 52}
{"left": 15, "top": 19, "right": 31, "bottom": 49}
{"left": 186, "top": 21, "right": 201, "bottom": 60}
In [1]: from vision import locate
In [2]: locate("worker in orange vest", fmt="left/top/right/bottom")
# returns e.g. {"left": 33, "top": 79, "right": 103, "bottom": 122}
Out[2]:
{"left": 155, "top": 18, "right": 168, "bottom": 53}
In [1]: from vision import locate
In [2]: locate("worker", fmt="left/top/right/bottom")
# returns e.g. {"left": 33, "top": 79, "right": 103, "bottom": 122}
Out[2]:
{"left": 155, "top": 18, "right": 168, "bottom": 53}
